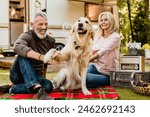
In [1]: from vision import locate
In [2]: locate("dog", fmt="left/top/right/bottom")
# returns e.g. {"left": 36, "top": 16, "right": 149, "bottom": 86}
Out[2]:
{"left": 44, "top": 17, "right": 94, "bottom": 95}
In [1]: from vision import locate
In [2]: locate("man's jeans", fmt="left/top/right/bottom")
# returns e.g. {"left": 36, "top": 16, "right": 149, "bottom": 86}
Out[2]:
{"left": 9, "top": 56, "right": 53, "bottom": 94}
{"left": 86, "top": 64, "right": 110, "bottom": 88}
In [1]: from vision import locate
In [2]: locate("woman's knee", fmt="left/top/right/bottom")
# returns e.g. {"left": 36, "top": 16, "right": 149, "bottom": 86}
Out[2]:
{"left": 86, "top": 73, "right": 110, "bottom": 88}
{"left": 87, "top": 64, "right": 95, "bottom": 73}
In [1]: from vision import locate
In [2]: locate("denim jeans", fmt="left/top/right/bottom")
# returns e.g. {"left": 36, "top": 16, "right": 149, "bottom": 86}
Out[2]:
{"left": 9, "top": 56, "right": 53, "bottom": 94}
{"left": 86, "top": 64, "right": 110, "bottom": 88}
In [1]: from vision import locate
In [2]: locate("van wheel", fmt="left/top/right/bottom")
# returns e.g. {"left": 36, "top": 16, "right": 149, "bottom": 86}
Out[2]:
{"left": 2, "top": 52, "right": 16, "bottom": 57}
{"left": 54, "top": 44, "right": 64, "bottom": 51}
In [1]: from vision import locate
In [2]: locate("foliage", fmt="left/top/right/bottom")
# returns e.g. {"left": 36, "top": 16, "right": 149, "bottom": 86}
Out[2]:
{"left": 142, "top": 43, "right": 150, "bottom": 50}
{"left": 132, "top": 0, "right": 150, "bottom": 45}
{"left": 0, "top": 48, "right": 3, "bottom": 54}
{"left": 120, "top": 46, "right": 129, "bottom": 54}
{"left": 118, "top": 0, "right": 150, "bottom": 46}
{"left": 118, "top": 0, "right": 130, "bottom": 46}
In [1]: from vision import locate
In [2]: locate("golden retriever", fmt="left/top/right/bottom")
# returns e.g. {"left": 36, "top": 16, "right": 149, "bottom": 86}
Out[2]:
{"left": 44, "top": 17, "right": 94, "bottom": 95}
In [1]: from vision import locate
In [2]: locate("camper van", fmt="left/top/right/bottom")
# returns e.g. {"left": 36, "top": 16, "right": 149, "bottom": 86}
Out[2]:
{"left": 0, "top": 0, "right": 118, "bottom": 56}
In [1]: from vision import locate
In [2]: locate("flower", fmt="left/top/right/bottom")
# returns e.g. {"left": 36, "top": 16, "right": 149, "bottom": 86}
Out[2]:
{"left": 126, "top": 42, "right": 142, "bottom": 50}
{"left": 142, "top": 44, "right": 150, "bottom": 50}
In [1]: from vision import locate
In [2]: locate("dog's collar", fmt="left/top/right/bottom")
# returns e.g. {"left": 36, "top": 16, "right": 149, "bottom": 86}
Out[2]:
{"left": 75, "top": 45, "right": 80, "bottom": 50}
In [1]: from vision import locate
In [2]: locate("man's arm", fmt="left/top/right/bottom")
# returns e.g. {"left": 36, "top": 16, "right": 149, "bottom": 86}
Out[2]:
{"left": 27, "top": 51, "right": 44, "bottom": 62}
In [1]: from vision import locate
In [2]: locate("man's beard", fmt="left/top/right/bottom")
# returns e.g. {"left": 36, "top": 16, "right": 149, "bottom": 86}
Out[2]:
{"left": 35, "top": 30, "right": 47, "bottom": 39}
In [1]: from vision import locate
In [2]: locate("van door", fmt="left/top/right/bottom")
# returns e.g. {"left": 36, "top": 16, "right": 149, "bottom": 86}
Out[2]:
{"left": 29, "top": 0, "right": 46, "bottom": 22}
{"left": 0, "top": 0, "right": 9, "bottom": 49}
{"left": 9, "top": 0, "right": 26, "bottom": 46}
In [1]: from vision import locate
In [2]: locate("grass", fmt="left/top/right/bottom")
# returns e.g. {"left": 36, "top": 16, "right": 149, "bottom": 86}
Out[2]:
{"left": 0, "top": 69, "right": 11, "bottom": 85}
{"left": 0, "top": 68, "right": 150, "bottom": 100}
{"left": 115, "top": 88, "right": 150, "bottom": 100}
{"left": 0, "top": 69, "right": 57, "bottom": 85}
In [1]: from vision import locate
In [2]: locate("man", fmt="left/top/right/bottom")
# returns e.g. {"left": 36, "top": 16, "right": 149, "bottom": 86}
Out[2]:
{"left": 0, "top": 13, "right": 55, "bottom": 99}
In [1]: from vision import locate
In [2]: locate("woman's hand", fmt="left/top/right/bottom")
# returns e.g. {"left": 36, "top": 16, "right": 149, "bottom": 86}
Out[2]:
{"left": 92, "top": 49, "right": 99, "bottom": 55}
{"left": 89, "top": 52, "right": 99, "bottom": 63}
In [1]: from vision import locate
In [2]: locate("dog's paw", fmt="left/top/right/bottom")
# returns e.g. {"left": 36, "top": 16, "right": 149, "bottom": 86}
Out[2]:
{"left": 44, "top": 49, "right": 57, "bottom": 63}
{"left": 82, "top": 89, "right": 92, "bottom": 95}
{"left": 51, "top": 80, "right": 58, "bottom": 90}
{"left": 60, "top": 86, "right": 66, "bottom": 91}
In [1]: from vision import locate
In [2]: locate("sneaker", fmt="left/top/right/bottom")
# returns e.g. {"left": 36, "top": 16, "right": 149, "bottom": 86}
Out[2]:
{"left": 29, "top": 84, "right": 42, "bottom": 94}
{"left": 33, "top": 88, "right": 53, "bottom": 100}
{"left": 0, "top": 84, "right": 11, "bottom": 94}
{"left": 33, "top": 84, "right": 42, "bottom": 93}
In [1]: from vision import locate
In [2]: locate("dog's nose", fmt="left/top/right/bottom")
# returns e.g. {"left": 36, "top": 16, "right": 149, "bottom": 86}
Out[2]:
{"left": 78, "top": 23, "right": 83, "bottom": 27}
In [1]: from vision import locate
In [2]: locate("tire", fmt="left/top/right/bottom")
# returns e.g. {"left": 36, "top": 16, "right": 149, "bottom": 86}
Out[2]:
{"left": 2, "top": 52, "right": 16, "bottom": 57}
{"left": 54, "top": 43, "right": 65, "bottom": 51}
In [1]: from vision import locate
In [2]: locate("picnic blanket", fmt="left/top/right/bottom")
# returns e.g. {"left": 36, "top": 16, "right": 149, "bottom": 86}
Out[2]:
{"left": 0, "top": 86, "right": 119, "bottom": 100}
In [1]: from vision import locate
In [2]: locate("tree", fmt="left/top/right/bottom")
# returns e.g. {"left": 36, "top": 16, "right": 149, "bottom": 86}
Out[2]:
{"left": 118, "top": 0, "right": 130, "bottom": 46}
{"left": 132, "top": 0, "right": 150, "bottom": 45}
{"left": 127, "top": 0, "right": 134, "bottom": 42}
{"left": 118, "top": 0, "right": 150, "bottom": 45}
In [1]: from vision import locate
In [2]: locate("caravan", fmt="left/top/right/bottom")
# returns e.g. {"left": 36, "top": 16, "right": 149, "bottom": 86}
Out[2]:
{"left": 0, "top": 0, "right": 118, "bottom": 56}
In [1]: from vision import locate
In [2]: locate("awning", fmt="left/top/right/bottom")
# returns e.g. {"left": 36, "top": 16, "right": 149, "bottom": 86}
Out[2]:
{"left": 68, "top": 0, "right": 117, "bottom": 5}
{"left": 68, "top": 0, "right": 104, "bottom": 4}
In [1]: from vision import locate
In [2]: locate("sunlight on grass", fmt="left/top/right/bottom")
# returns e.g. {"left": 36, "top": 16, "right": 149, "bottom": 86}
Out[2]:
{"left": 115, "top": 88, "right": 150, "bottom": 100}
{"left": 0, "top": 69, "right": 11, "bottom": 85}
{"left": 145, "top": 65, "right": 150, "bottom": 71}
{"left": 0, "top": 69, "right": 57, "bottom": 85}
{"left": 46, "top": 72, "right": 57, "bottom": 80}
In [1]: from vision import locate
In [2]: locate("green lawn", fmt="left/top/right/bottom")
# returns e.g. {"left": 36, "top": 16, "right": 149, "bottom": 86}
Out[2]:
{"left": 0, "top": 68, "right": 150, "bottom": 100}
{"left": 0, "top": 69, "right": 57, "bottom": 85}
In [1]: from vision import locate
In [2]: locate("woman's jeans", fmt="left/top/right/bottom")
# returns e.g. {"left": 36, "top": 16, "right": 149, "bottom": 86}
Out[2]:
{"left": 9, "top": 56, "right": 53, "bottom": 94}
{"left": 86, "top": 64, "right": 110, "bottom": 88}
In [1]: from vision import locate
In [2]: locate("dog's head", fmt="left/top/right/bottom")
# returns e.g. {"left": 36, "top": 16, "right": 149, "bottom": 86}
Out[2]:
{"left": 70, "top": 17, "right": 95, "bottom": 40}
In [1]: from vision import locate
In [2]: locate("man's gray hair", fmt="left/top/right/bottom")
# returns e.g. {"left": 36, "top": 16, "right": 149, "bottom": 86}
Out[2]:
{"left": 32, "top": 12, "right": 47, "bottom": 22}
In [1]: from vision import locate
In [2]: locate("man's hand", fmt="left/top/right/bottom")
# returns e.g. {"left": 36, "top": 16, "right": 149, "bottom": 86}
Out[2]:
{"left": 52, "top": 51, "right": 60, "bottom": 59}
{"left": 44, "top": 49, "right": 57, "bottom": 63}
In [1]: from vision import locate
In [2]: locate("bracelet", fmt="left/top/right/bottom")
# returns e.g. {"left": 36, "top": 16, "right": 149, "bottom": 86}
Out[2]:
{"left": 39, "top": 54, "right": 42, "bottom": 61}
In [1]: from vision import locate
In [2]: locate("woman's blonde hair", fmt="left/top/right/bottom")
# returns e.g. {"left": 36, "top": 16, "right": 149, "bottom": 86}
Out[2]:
{"left": 97, "top": 11, "right": 118, "bottom": 36}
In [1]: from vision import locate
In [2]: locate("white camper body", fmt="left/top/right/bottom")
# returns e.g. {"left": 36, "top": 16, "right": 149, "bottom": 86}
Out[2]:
{"left": 0, "top": 0, "right": 118, "bottom": 55}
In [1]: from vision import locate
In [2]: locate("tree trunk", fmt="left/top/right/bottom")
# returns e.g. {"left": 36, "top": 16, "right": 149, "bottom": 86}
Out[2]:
{"left": 127, "top": 0, "right": 134, "bottom": 42}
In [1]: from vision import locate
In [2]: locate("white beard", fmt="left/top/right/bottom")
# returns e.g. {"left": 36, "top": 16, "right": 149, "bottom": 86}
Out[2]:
{"left": 35, "top": 30, "right": 47, "bottom": 39}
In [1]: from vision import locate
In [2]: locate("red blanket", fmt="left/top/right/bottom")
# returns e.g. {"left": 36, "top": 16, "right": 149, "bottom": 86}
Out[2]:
{"left": 0, "top": 86, "right": 119, "bottom": 100}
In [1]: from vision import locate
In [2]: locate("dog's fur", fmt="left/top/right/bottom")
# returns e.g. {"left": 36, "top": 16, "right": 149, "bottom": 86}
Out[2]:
{"left": 44, "top": 17, "right": 94, "bottom": 95}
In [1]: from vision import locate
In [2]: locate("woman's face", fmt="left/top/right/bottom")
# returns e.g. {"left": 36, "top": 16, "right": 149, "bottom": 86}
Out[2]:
{"left": 99, "top": 14, "right": 110, "bottom": 30}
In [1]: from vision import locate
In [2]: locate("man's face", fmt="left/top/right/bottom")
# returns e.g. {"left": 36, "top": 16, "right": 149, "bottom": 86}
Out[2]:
{"left": 32, "top": 16, "right": 48, "bottom": 38}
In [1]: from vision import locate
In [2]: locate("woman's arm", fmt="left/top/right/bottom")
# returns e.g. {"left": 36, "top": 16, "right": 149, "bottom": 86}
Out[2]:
{"left": 89, "top": 53, "right": 99, "bottom": 62}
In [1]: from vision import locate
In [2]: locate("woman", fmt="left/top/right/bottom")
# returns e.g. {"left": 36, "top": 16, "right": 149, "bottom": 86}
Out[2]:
{"left": 86, "top": 11, "right": 121, "bottom": 88}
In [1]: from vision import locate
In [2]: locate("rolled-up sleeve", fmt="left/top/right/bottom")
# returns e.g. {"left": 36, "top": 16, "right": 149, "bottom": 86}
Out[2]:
{"left": 14, "top": 33, "right": 33, "bottom": 58}
{"left": 97, "top": 34, "right": 120, "bottom": 58}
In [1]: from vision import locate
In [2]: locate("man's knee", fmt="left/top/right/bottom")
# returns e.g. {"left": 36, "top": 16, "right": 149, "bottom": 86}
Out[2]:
{"left": 44, "top": 80, "right": 53, "bottom": 93}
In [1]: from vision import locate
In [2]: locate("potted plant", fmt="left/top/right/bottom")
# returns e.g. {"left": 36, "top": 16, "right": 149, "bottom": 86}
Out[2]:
{"left": 126, "top": 42, "right": 142, "bottom": 56}
{"left": 142, "top": 44, "right": 150, "bottom": 58}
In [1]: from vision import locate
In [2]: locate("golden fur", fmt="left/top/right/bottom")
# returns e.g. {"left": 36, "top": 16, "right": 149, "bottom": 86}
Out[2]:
{"left": 44, "top": 17, "right": 94, "bottom": 95}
